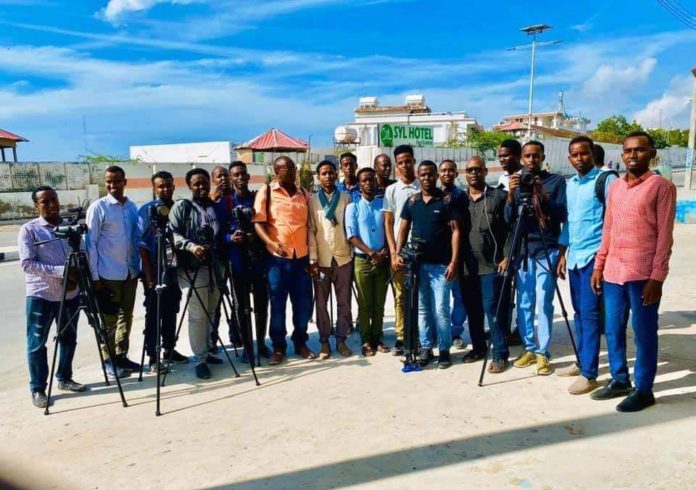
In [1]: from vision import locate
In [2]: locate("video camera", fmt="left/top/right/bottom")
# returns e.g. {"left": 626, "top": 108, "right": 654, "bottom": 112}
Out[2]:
{"left": 54, "top": 202, "right": 89, "bottom": 243}
{"left": 518, "top": 170, "right": 536, "bottom": 201}
{"left": 196, "top": 224, "right": 215, "bottom": 248}
{"left": 148, "top": 202, "right": 170, "bottom": 231}
{"left": 399, "top": 238, "right": 425, "bottom": 267}
{"left": 232, "top": 205, "right": 255, "bottom": 234}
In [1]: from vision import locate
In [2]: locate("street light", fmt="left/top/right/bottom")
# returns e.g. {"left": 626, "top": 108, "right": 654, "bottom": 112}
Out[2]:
{"left": 508, "top": 24, "right": 562, "bottom": 139}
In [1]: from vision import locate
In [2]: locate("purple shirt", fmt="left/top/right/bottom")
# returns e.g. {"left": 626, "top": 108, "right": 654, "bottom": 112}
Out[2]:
{"left": 18, "top": 216, "right": 79, "bottom": 301}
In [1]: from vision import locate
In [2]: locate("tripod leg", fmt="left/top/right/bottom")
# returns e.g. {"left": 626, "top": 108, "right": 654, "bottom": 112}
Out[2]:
{"left": 44, "top": 258, "right": 74, "bottom": 415}
{"left": 479, "top": 209, "right": 526, "bottom": 387}
{"left": 185, "top": 265, "right": 240, "bottom": 377}
{"left": 216, "top": 298, "right": 240, "bottom": 377}
{"left": 238, "top": 282, "right": 260, "bottom": 385}
{"left": 138, "top": 302, "right": 148, "bottom": 382}
{"left": 161, "top": 266, "right": 199, "bottom": 387}
{"left": 79, "top": 255, "right": 128, "bottom": 407}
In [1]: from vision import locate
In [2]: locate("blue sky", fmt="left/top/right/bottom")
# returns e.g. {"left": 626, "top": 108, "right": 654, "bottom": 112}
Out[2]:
{"left": 1, "top": 0, "right": 695, "bottom": 161}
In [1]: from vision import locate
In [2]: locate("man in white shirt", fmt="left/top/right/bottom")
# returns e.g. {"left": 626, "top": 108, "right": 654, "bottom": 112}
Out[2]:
{"left": 383, "top": 144, "right": 420, "bottom": 355}
{"left": 497, "top": 139, "right": 523, "bottom": 191}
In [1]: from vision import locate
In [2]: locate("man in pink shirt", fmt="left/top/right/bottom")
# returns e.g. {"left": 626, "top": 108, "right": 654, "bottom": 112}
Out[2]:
{"left": 590, "top": 131, "right": 676, "bottom": 412}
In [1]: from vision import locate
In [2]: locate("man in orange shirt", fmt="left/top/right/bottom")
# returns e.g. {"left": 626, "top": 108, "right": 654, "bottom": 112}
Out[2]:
{"left": 253, "top": 156, "right": 316, "bottom": 365}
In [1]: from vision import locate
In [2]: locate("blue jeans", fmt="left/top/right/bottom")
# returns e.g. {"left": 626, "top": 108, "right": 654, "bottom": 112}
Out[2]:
{"left": 569, "top": 259, "right": 601, "bottom": 379}
{"left": 450, "top": 278, "right": 467, "bottom": 339}
{"left": 516, "top": 249, "right": 559, "bottom": 357}
{"left": 267, "top": 255, "right": 313, "bottom": 352}
{"left": 26, "top": 296, "right": 79, "bottom": 393}
{"left": 481, "top": 272, "right": 509, "bottom": 361}
{"left": 418, "top": 263, "right": 452, "bottom": 351}
{"left": 604, "top": 280, "right": 660, "bottom": 393}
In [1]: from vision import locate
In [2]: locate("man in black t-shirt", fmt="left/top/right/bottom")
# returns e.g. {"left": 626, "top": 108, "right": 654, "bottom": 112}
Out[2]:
{"left": 396, "top": 160, "right": 462, "bottom": 369}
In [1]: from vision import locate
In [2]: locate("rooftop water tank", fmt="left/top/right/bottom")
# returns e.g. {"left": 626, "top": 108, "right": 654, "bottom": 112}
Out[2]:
{"left": 358, "top": 96, "right": 379, "bottom": 108}
{"left": 405, "top": 94, "right": 425, "bottom": 106}
{"left": 334, "top": 126, "right": 358, "bottom": 144}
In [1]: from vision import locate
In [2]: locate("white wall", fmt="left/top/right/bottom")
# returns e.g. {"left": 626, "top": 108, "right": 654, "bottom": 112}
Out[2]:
{"left": 130, "top": 141, "right": 234, "bottom": 164}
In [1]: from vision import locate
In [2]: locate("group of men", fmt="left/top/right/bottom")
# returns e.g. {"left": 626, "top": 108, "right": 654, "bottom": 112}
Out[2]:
{"left": 20, "top": 130, "right": 675, "bottom": 413}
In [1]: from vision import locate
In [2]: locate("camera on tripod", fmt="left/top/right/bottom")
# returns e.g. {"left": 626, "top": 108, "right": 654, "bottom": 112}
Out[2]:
{"left": 232, "top": 205, "right": 254, "bottom": 233}
{"left": 148, "top": 203, "right": 170, "bottom": 230}
{"left": 519, "top": 170, "right": 537, "bottom": 201}
{"left": 399, "top": 238, "right": 425, "bottom": 270}
{"left": 196, "top": 224, "right": 215, "bottom": 249}
{"left": 54, "top": 204, "right": 88, "bottom": 242}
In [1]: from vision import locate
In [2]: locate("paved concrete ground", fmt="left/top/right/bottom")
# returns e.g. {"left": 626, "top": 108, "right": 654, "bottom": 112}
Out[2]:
{"left": 0, "top": 206, "right": 695, "bottom": 489}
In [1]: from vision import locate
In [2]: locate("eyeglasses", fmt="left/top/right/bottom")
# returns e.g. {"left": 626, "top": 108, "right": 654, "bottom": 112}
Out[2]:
{"left": 465, "top": 167, "right": 484, "bottom": 174}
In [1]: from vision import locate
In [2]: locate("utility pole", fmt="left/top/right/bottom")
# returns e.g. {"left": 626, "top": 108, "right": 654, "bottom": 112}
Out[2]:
{"left": 509, "top": 25, "right": 562, "bottom": 140}
{"left": 686, "top": 66, "right": 696, "bottom": 190}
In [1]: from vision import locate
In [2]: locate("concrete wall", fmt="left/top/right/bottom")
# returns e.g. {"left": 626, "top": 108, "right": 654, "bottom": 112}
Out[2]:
{"left": 0, "top": 162, "right": 272, "bottom": 220}
{"left": 129, "top": 142, "right": 234, "bottom": 164}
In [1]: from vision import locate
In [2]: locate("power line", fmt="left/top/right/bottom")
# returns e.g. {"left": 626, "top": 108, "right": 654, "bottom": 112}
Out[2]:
{"left": 656, "top": 0, "right": 696, "bottom": 30}
{"left": 657, "top": 0, "right": 696, "bottom": 28}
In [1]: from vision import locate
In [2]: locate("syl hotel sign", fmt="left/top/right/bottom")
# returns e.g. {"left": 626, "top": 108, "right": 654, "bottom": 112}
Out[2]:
{"left": 379, "top": 124, "right": 434, "bottom": 147}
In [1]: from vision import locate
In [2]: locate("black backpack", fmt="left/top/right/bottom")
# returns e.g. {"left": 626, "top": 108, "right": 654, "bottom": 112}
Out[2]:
{"left": 594, "top": 170, "right": 619, "bottom": 214}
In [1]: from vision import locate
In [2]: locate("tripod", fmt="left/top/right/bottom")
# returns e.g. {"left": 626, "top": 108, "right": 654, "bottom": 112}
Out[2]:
{"left": 40, "top": 230, "right": 128, "bottom": 415}
{"left": 135, "top": 219, "right": 175, "bottom": 415}
{"left": 161, "top": 250, "right": 260, "bottom": 387}
{"left": 478, "top": 200, "right": 579, "bottom": 386}
{"left": 401, "top": 257, "right": 421, "bottom": 373}
{"left": 226, "top": 250, "right": 263, "bottom": 380}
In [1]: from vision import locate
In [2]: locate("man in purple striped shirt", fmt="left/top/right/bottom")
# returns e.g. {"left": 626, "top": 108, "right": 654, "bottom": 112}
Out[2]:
{"left": 19, "top": 186, "right": 87, "bottom": 408}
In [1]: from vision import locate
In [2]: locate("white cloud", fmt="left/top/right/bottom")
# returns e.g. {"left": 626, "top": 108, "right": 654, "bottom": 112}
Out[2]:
{"left": 633, "top": 75, "right": 693, "bottom": 128}
{"left": 581, "top": 58, "right": 657, "bottom": 98}
{"left": 101, "top": 0, "right": 198, "bottom": 24}
{"left": 571, "top": 22, "right": 593, "bottom": 33}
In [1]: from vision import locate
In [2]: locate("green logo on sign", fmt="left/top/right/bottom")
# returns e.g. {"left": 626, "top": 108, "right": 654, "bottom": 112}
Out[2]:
{"left": 380, "top": 124, "right": 394, "bottom": 147}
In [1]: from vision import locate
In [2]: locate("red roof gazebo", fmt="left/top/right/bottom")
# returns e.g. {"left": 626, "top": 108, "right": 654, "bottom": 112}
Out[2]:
{"left": 237, "top": 128, "right": 308, "bottom": 152}
{"left": 0, "top": 129, "right": 28, "bottom": 162}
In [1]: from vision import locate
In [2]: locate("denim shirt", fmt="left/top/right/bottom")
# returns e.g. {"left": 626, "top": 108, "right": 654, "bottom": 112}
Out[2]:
{"left": 559, "top": 167, "right": 617, "bottom": 270}
{"left": 135, "top": 199, "right": 173, "bottom": 260}
{"left": 504, "top": 170, "right": 567, "bottom": 257}
{"left": 337, "top": 181, "right": 362, "bottom": 203}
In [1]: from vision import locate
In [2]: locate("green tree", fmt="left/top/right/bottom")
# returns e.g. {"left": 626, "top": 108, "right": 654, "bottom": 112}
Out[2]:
{"left": 590, "top": 115, "right": 644, "bottom": 144}
{"left": 646, "top": 128, "right": 689, "bottom": 148}
{"left": 80, "top": 153, "right": 137, "bottom": 163}
{"left": 467, "top": 129, "right": 510, "bottom": 157}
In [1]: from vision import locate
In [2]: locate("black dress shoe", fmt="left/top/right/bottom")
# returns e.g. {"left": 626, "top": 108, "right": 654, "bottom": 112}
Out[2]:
{"left": 462, "top": 350, "right": 485, "bottom": 363}
{"left": 392, "top": 340, "right": 404, "bottom": 356}
{"left": 616, "top": 390, "right": 655, "bottom": 413}
{"left": 591, "top": 380, "right": 633, "bottom": 400}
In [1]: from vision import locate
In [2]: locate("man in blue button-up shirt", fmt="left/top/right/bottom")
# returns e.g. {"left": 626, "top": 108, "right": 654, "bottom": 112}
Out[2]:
{"left": 557, "top": 136, "right": 617, "bottom": 395}
{"left": 134, "top": 171, "right": 188, "bottom": 372}
{"left": 86, "top": 166, "right": 140, "bottom": 378}
{"left": 346, "top": 167, "right": 390, "bottom": 356}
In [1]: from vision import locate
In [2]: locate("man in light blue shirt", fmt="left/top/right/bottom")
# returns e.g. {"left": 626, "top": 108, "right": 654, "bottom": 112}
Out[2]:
{"left": 557, "top": 136, "right": 617, "bottom": 395}
{"left": 346, "top": 167, "right": 390, "bottom": 355}
{"left": 86, "top": 165, "right": 140, "bottom": 378}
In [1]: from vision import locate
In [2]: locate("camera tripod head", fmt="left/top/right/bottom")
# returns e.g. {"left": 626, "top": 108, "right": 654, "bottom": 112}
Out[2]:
{"left": 54, "top": 223, "right": 88, "bottom": 251}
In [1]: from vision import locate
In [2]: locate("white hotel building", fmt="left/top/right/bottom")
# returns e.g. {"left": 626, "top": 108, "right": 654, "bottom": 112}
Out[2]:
{"left": 336, "top": 95, "right": 482, "bottom": 148}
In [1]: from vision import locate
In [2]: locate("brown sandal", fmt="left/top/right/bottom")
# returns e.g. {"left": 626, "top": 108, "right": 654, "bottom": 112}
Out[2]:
{"left": 376, "top": 342, "right": 391, "bottom": 354}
